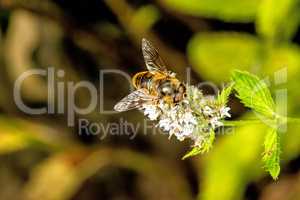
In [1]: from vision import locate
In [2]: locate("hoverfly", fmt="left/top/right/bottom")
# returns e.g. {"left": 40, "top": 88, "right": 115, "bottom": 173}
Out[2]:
{"left": 114, "top": 38, "right": 186, "bottom": 112}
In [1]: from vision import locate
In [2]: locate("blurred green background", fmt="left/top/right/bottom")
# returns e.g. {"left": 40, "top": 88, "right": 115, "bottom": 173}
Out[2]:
{"left": 0, "top": 0, "right": 300, "bottom": 200}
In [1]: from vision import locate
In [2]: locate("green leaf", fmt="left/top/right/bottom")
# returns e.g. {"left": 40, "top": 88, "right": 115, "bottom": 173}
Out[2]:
{"left": 200, "top": 121, "right": 266, "bottom": 200}
{"left": 262, "top": 128, "right": 281, "bottom": 180}
{"left": 188, "top": 32, "right": 260, "bottom": 83}
{"left": 263, "top": 45, "right": 300, "bottom": 77}
{"left": 217, "top": 82, "right": 234, "bottom": 105}
{"left": 130, "top": 5, "right": 160, "bottom": 33}
{"left": 262, "top": 45, "right": 300, "bottom": 114}
{"left": 182, "top": 129, "right": 215, "bottom": 160}
{"left": 231, "top": 70, "right": 275, "bottom": 118}
{"left": 160, "top": 0, "right": 260, "bottom": 22}
{"left": 256, "top": 0, "right": 300, "bottom": 42}
{"left": 182, "top": 147, "right": 202, "bottom": 160}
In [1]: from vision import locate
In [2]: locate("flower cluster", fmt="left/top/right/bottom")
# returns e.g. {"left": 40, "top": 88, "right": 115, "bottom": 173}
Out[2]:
{"left": 141, "top": 85, "right": 231, "bottom": 148}
{"left": 143, "top": 100, "right": 197, "bottom": 141}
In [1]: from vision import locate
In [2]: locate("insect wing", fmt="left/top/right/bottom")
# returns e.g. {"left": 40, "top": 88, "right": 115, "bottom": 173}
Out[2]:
{"left": 142, "top": 38, "right": 167, "bottom": 72}
{"left": 114, "top": 89, "right": 155, "bottom": 112}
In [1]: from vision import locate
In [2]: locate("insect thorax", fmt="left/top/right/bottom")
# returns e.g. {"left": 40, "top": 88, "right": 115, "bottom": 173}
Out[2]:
{"left": 132, "top": 71, "right": 164, "bottom": 94}
{"left": 132, "top": 71, "right": 186, "bottom": 103}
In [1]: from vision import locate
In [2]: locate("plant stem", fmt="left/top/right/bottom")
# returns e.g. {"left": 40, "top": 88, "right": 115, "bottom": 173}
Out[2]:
{"left": 222, "top": 120, "right": 263, "bottom": 127}
{"left": 222, "top": 117, "right": 300, "bottom": 127}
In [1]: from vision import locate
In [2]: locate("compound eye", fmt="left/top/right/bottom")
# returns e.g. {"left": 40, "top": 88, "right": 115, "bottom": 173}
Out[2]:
{"left": 162, "top": 86, "right": 173, "bottom": 95}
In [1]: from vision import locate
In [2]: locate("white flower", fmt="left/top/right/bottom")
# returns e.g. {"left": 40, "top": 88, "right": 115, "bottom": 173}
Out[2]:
{"left": 220, "top": 106, "right": 231, "bottom": 118}
{"left": 169, "top": 122, "right": 183, "bottom": 139}
{"left": 192, "top": 135, "right": 205, "bottom": 147}
{"left": 181, "top": 112, "right": 197, "bottom": 125}
{"left": 139, "top": 84, "right": 231, "bottom": 147}
{"left": 169, "top": 106, "right": 180, "bottom": 120}
{"left": 203, "top": 106, "right": 213, "bottom": 116}
{"left": 143, "top": 104, "right": 161, "bottom": 120}
{"left": 152, "top": 99, "right": 198, "bottom": 142}
{"left": 158, "top": 100, "right": 169, "bottom": 110}
{"left": 158, "top": 118, "right": 172, "bottom": 131}
{"left": 210, "top": 117, "right": 223, "bottom": 128}
{"left": 182, "top": 123, "right": 195, "bottom": 135}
